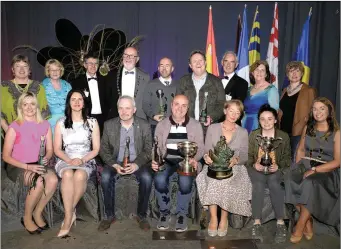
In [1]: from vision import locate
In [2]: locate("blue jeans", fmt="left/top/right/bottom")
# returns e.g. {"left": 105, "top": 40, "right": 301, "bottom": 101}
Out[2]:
{"left": 101, "top": 165, "right": 153, "bottom": 220}
{"left": 290, "top": 135, "right": 301, "bottom": 162}
{"left": 154, "top": 163, "right": 195, "bottom": 216}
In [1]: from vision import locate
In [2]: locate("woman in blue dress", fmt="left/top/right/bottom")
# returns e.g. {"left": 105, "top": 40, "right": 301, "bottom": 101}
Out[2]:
{"left": 42, "top": 59, "right": 72, "bottom": 135}
{"left": 242, "top": 60, "right": 279, "bottom": 134}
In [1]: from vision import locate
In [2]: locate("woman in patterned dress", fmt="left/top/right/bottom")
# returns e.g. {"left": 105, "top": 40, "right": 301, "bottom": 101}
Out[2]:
{"left": 54, "top": 89, "right": 100, "bottom": 238}
{"left": 196, "top": 100, "right": 252, "bottom": 237}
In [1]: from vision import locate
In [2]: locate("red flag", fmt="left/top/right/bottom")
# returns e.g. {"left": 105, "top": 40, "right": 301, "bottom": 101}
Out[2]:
{"left": 206, "top": 5, "right": 219, "bottom": 77}
{"left": 235, "top": 14, "right": 242, "bottom": 54}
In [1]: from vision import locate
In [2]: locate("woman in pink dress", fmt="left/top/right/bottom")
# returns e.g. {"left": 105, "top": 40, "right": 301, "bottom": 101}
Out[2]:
{"left": 2, "top": 92, "right": 58, "bottom": 234}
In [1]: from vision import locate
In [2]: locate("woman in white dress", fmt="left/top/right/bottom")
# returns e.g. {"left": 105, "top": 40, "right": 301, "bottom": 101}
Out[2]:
{"left": 54, "top": 89, "right": 100, "bottom": 238}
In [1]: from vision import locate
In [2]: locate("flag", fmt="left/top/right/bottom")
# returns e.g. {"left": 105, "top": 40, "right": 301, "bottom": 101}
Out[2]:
{"left": 206, "top": 5, "right": 219, "bottom": 77}
{"left": 266, "top": 2, "right": 279, "bottom": 89}
{"left": 283, "top": 7, "right": 312, "bottom": 88}
{"left": 237, "top": 5, "right": 250, "bottom": 84}
{"left": 234, "top": 14, "right": 242, "bottom": 54}
{"left": 249, "top": 6, "right": 260, "bottom": 65}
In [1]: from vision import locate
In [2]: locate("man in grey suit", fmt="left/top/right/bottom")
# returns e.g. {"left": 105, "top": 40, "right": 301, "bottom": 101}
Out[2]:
{"left": 176, "top": 50, "right": 225, "bottom": 127}
{"left": 107, "top": 47, "right": 150, "bottom": 120}
{"left": 98, "top": 95, "right": 153, "bottom": 231}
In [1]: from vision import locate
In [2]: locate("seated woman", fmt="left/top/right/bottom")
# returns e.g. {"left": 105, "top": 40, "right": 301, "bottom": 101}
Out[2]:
{"left": 54, "top": 89, "right": 100, "bottom": 238}
{"left": 285, "top": 97, "right": 340, "bottom": 243}
{"left": 2, "top": 92, "right": 58, "bottom": 234}
{"left": 196, "top": 100, "right": 252, "bottom": 237}
{"left": 247, "top": 104, "right": 291, "bottom": 243}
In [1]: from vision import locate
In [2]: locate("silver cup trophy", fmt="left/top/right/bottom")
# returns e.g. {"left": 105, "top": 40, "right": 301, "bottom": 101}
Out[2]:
{"left": 255, "top": 134, "right": 282, "bottom": 174}
{"left": 177, "top": 141, "right": 198, "bottom": 176}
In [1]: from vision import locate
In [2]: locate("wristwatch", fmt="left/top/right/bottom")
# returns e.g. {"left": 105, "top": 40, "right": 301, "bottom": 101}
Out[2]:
{"left": 311, "top": 167, "right": 317, "bottom": 173}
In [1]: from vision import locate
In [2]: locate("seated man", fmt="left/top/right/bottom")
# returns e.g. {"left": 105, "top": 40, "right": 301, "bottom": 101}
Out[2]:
{"left": 98, "top": 95, "right": 153, "bottom": 231}
{"left": 152, "top": 94, "right": 204, "bottom": 232}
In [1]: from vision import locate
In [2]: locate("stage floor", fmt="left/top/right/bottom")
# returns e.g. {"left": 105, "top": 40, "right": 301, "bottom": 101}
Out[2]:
{"left": 1, "top": 215, "right": 339, "bottom": 249}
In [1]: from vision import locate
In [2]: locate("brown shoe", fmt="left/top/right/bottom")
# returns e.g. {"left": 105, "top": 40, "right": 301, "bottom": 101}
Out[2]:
{"left": 135, "top": 216, "right": 150, "bottom": 231}
{"left": 98, "top": 218, "right": 116, "bottom": 231}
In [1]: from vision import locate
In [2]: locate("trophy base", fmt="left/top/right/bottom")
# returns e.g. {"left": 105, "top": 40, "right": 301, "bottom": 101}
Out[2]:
{"left": 207, "top": 167, "right": 233, "bottom": 180}
{"left": 158, "top": 164, "right": 166, "bottom": 172}
{"left": 177, "top": 169, "right": 196, "bottom": 176}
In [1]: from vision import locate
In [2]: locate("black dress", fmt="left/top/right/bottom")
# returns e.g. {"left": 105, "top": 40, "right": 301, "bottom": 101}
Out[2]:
{"left": 284, "top": 131, "right": 340, "bottom": 226}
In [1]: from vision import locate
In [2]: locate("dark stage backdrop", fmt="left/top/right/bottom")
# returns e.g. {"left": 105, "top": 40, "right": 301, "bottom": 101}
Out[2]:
{"left": 1, "top": 1, "right": 340, "bottom": 120}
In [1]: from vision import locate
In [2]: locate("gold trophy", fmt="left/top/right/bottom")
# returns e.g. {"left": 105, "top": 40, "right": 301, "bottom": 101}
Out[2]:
{"left": 152, "top": 136, "right": 166, "bottom": 172}
{"left": 177, "top": 141, "right": 198, "bottom": 176}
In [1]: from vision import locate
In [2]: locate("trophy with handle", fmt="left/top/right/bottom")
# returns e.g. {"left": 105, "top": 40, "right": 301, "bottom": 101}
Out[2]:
{"left": 199, "top": 92, "right": 209, "bottom": 124}
{"left": 38, "top": 135, "right": 47, "bottom": 173}
{"left": 152, "top": 136, "right": 166, "bottom": 172}
{"left": 122, "top": 137, "right": 130, "bottom": 173}
{"left": 177, "top": 141, "right": 198, "bottom": 176}
{"left": 157, "top": 89, "right": 165, "bottom": 120}
{"left": 256, "top": 135, "right": 282, "bottom": 174}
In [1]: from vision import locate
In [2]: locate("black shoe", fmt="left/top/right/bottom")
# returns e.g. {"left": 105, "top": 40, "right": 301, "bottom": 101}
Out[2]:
{"left": 135, "top": 216, "right": 151, "bottom": 231}
{"left": 157, "top": 215, "right": 170, "bottom": 230}
{"left": 251, "top": 224, "right": 263, "bottom": 241}
{"left": 98, "top": 218, "right": 116, "bottom": 231}
{"left": 274, "top": 223, "right": 287, "bottom": 243}
{"left": 175, "top": 215, "right": 188, "bottom": 233}
{"left": 32, "top": 216, "right": 49, "bottom": 230}
{"left": 20, "top": 217, "right": 42, "bottom": 235}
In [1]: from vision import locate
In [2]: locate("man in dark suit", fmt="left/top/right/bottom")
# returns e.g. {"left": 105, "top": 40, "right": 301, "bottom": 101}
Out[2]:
{"left": 176, "top": 50, "right": 225, "bottom": 126}
{"left": 71, "top": 54, "right": 112, "bottom": 134}
{"left": 107, "top": 46, "right": 150, "bottom": 120}
{"left": 98, "top": 95, "right": 153, "bottom": 232}
{"left": 221, "top": 51, "right": 248, "bottom": 102}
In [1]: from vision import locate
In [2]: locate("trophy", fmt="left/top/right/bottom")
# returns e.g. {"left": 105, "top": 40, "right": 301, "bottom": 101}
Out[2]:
{"left": 207, "top": 136, "right": 235, "bottom": 179}
{"left": 255, "top": 134, "right": 282, "bottom": 174}
{"left": 199, "top": 92, "right": 208, "bottom": 124}
{"left": 157, "top": 89, "right": 166, "bottom": 120}
{"left": 122, "top": 137, "right": 130, "bottom": 173}
{"left": 152, "top": 136, "right": 166, "bottom": 172}
{"left": 177, "top": 141, "right": 198, "bottom": 176}
{"left": 38, "top": 135, "right": 47, "bottom": 173}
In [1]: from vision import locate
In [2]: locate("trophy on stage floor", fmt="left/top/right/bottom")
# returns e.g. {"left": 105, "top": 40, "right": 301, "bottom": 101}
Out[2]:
{"left": 207, "top": 136, "right": 235, "bottom": 179}
{"left": 157, "top": 89, "right": 166, "bottom": 120}
{"left": 152, "top": 136, "right": 166, "bottom": 172}
{"left": 122, "top": 137, "right": 130, "bottom": 173}
{"left": 256, "top": 134, "right": 282, "bottom": 174}
{"left": 177, "top": 141, "right": 198, "bottom": 176}
{"left": 199, "top": 92, "right": 209, "bottom": 124}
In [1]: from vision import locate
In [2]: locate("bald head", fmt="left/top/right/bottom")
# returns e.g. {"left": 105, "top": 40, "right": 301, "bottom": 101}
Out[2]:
{"left": 171, "top": 95, "right": 189, "bottom": 122}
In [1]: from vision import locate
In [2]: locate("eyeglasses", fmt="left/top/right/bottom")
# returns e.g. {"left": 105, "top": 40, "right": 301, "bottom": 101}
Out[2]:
{"left": 123, "top": 53, "right": 138, "bottom": 59}
{"left": 86, "top": 62, "right": 99, "bottom": 66}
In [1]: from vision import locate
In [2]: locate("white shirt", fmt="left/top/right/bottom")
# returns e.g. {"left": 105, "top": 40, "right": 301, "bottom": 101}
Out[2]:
{"left": 159, "top": 76, "right": 172, "bottom": 86}
{"left": 86, "top": 73, "right": 102, "bottom": 114}
{"left": 192, "top": 73, "right": 207, "bottom": 120}
{"left": 221, "top": 72, "right": 235, "bottom": 89}
{"left": 122, "top": 68, "right": 136, "bottom": 97}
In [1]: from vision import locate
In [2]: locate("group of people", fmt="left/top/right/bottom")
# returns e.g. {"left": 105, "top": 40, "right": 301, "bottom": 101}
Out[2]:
{"left": 1, "top": 47, "right": 339, "bottom": 244}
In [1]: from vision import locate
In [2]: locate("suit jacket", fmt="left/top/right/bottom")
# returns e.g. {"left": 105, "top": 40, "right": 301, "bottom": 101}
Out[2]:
{"left": 107, "top": 67, "right": 150, "bottom": 120}
{"left": 278, "top": 84, "right": 317, "bottom": 136}
{"left": 222, "top": 73, "right": 248, "bottom": 102}
{"left": 176, "top": 73, "right": 225, "bottom": 123}
{"left": 99, "top": 116, "right": 152, "bottom": 168}
{"left": 71, "top": 73, "right": 111, "bottom": 119}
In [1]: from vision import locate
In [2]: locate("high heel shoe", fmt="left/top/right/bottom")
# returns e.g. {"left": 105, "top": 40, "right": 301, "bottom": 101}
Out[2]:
{"left": 20, "top": 217, "right": 42, "bottom": 235}
{"left": 58, "top": 212, "right": 76, "bottom": 238}
{"left": 303, "top": 217, "right": 314, "bottom": 240}
{"left": 290, "top": 233, "right": 303, "bottom": 243}
{"left": 207, "top": 221, "right": 218, "bottom": 237}
{"left": 32, "top": 215, "right": 49, "bottom": 230}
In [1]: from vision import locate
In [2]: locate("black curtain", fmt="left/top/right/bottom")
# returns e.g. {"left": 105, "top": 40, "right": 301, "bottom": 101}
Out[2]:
{"left": 1, "top": 1, "right": 340, "bottom": 120}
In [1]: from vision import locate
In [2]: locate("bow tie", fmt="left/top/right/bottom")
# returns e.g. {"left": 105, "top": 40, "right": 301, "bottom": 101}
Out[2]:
{"left": 164, "top": 81, "right": 170, "bottom": 86}
{"left": 224, "top": 76, "right": 229, "bottom": 80}
{"left": 125, "top": 71, "right": 134, "bottom": 75}
{"left": 88, "top": 77, "right": 97, "bottom": 82}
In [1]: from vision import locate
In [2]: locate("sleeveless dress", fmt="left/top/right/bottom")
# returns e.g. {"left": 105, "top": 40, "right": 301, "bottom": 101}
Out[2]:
{"left": 55, "top": 117, "right": 97, "bottom": 178}
{"left": 241, "top": 85, "right": 279, "bottom": 134}
{"left": 285, "top": 131, "right": 340, "bottom": 226}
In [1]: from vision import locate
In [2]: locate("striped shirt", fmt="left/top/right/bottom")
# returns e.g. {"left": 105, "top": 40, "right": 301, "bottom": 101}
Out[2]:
{"left": 166, "top": 125, "right": 188, "bottom": 165}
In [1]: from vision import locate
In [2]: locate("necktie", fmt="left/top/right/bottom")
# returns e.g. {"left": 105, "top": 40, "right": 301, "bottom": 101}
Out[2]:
{"left": 88, "top": 77, "right": 97, "bottom": 82}
{"left": 224, "top": 76, "right": 229, "bottom": 80}
{"left": 125, "top": 71, "right": 134, "bottom": 75}
{"left": 164, "top": 81, "right": 170, "bottom": 86}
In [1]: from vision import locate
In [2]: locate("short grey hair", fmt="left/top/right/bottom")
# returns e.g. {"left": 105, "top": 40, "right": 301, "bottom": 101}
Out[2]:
{"left": 117, "top": 95, "right": 136, "bottom": 108}
{"left": 221, "top": 51, "right": 238, "bottom": 64}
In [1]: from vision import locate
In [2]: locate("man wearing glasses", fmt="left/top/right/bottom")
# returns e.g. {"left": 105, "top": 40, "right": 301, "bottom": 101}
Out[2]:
{"left": 107, "top": 46, "right": 150, "bottom": 121}
{"left": 72, "top": 53, "right": 112, "bottom": 135}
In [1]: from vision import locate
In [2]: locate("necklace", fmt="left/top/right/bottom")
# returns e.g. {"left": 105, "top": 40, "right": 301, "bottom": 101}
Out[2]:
{"left": 222, "top": 123, "right": 236, "bottom": 132}
{"left": 287, "top": 83, "right": 302, "bottom": 96}
{"left": 253, "top": 82, "right": 267, "bottom": 89}
{"left": 13, "top": 79, "right": 31, "bottom": 94}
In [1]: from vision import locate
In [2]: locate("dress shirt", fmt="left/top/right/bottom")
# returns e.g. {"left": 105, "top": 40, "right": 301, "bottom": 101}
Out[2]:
{"left": 86, "top": 73, "right": 102, "bottom": 114}
{"left": 159, "top": 76, "right": 172, "bottom": 86}
{"left": 192, "top": 72, "right": 207, "bottom": 120}
{"left": 122, "top": 68, "right": 136, "bottom": 97}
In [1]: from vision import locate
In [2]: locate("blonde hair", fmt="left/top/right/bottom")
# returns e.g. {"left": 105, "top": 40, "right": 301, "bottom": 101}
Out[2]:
{"left": 44, "top": 59, "right": 64, "bottom": 77}
{"left": 16, "top": 92, "right": 44, "bottom": 124}
{"left": 224, "top": 99, "right": 244, "bottom": 113}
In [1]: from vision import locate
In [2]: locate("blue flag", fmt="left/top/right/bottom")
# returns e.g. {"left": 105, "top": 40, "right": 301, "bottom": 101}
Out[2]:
{"left": 237, "top": 6, "right": 250, "bottom": 84}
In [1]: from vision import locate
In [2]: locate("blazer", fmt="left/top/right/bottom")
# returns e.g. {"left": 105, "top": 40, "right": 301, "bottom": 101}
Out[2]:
{"left": 107, "top": 67, "right": 150, "bottom": 120}
{"left": 99, "top": 116, "right": 152, "bottom": 168}
{"left": 71, "top": 73, "right": 111, "bottom": 119}
{"left": 247, "top": 128, "right": 291, "bottom": 172}
{"left": 176, "top": 73, "right": 225, "bottom": 123}
{"left": 278, "top": 84, "right": 317, "bottom": 136}
{"left": 222, "top": 73, "right": 248, "bottom": 102}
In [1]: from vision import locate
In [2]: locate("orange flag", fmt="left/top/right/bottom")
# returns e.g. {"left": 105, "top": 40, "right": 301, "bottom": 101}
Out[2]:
{"left": 206, "top": 5, "right": 219, "bottom": 77}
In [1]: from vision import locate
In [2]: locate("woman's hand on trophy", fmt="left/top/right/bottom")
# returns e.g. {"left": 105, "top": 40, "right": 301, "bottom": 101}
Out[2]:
{"left": 27, "top": 164, "right": 47, "bottom": 175}
{"left": 189, "top": 158, "right": 198, "bottom": 170}
{"left": 203, "top": 154, "right": 213, "bottom": 165}
{"left": 254, "top": 162, "right": 265, "bottom": 172}
{"left": 42, "top": 156, "right": 49, "bottom": 166}
{"left": 229, "top": 156, "right": 240, "bottom": 168}
{"left": 151, "top": 160, "right": 159, "bottom": 172}
{"left": 269, "top": 163, "right": 279, "bottom": 172}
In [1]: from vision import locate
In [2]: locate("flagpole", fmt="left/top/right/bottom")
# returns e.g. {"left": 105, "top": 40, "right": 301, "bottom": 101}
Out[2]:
{"left": 309, "top": 7, "right": 312, "bottom": 16}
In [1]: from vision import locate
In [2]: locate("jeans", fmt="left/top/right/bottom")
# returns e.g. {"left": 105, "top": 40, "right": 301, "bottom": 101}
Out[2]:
{"left": 290, "top": 135, "right": 301, "bottom": 162}
{"left": 154, "top": 163, "right": 195, "bottom": 216}
{"left": 101, "top": 165, "right": 153, "bottom": 220}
